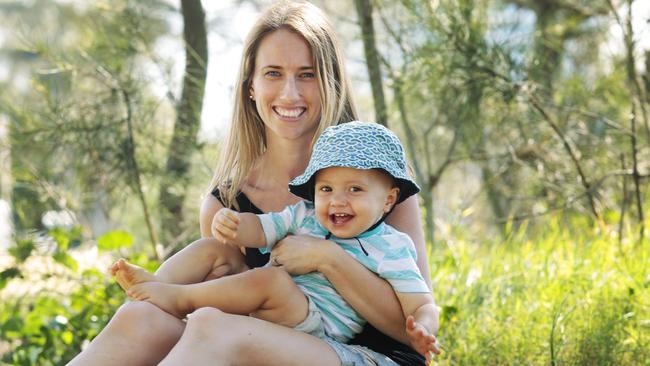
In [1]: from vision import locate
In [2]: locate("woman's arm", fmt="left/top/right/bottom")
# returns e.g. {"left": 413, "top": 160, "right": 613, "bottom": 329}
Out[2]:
{"left": 386, "top": 195, "right": 432, "bottom": 289}
{"left": 271, "top": 235, "right": 411, "bottom": 344}
{"left": 200, "top": 194, "right": 223, "bottom": 238}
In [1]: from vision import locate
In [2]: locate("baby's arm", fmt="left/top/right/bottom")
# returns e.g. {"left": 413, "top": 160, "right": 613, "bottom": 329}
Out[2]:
{"left": 396, "top": 292, "right": 441, "bottom": 360}
{"left": 212, "top": 208, "right": 266, "bottom": 248}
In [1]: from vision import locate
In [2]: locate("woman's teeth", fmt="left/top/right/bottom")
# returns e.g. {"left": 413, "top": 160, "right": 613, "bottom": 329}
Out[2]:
{"left": 274, "top": 107, "right": 305, "bottom": 118}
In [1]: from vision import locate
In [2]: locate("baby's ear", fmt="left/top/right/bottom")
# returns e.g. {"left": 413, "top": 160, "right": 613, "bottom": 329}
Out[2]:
{"left": 384, "top": 187, "right": 400, "bottom": 212}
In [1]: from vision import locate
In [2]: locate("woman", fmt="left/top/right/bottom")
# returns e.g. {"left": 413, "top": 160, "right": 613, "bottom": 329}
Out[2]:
{"left": 68, "top": 1, "right": 435, "bottom": 365}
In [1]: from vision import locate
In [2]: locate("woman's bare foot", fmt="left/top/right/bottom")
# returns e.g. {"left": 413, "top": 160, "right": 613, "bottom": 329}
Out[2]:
{"left": 127, "top": 282, "right": 192, "bottom": 319}
{"left": 109, "top": 258, "right": 157, "bottom": 291}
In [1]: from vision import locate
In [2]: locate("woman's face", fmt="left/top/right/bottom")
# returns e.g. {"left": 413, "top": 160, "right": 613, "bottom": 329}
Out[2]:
{"left": 250, "top": 28, "right": 322, "bottom": 143}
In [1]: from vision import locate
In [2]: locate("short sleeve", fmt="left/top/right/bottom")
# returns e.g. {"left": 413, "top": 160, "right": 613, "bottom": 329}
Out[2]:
{"left": 376, "top": 233, "right": 430, "bottom": 293}
{"left": 257, "top": 201, "right": 310, "bottom": 251}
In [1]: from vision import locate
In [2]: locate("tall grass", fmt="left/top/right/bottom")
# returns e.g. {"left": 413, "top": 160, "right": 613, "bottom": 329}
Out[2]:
{"left": 431, "top": 216, "right": 649, "bottom": 365}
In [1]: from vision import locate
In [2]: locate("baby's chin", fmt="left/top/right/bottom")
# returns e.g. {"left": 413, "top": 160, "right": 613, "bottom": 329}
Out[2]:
{"left": 324, "top": 226, "right": 365, "bottom": 239}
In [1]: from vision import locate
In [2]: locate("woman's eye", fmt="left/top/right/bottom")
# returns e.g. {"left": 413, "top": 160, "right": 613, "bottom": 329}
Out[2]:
{"left": 300, "top": 72, "right": 316, "bottom": 79}
{"left": 265, "top": 71, "right": 280, "bottom": 77}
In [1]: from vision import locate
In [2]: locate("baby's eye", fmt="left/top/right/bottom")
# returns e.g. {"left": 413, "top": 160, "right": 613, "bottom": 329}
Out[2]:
{"left": 350, "top": 186, "right": 363, "bottom": 192}
{"left": 318, "top": 186, "right": 332, "bottom": 192}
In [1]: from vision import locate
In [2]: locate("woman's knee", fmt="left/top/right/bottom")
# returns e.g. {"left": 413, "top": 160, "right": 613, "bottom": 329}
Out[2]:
{"left": 110, "top": 301, "right": 183, "bottom": 337}
{"left": 184, "top": 308, "right": 249, "bottom": 351}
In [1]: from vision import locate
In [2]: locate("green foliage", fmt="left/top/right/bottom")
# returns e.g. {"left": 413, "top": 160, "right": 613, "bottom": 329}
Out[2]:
{"left": 0, "top": 227, "right": 158, "bottom": 365}
{"left": 96, "top": 231, "right": 134, "bottom": 251}
{"left": 0, "top": 271, "right": 125, "bottom": 366}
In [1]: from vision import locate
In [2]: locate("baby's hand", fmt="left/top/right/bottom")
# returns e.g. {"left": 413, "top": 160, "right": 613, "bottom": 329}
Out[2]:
{"left": 406, "top": 315, "right": 441, "bottom": 363}
{"left": 211, "top": 208, "right": 241, "bottom": 245}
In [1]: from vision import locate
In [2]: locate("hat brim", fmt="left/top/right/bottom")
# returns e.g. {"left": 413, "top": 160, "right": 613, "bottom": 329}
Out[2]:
{"left": 289, "top": 173, "right": 420, "bottom": 204}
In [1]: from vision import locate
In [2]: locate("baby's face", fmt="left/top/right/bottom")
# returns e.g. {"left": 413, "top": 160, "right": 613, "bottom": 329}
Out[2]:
{"left": 313, "top": 167, "right": 399, "bottom": 238}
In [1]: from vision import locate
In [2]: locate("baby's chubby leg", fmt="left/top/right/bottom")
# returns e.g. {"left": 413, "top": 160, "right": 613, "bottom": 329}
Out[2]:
{"left": 129, "top": 267, "right": 309, "bottom": 327}
{"left": 110, "top": 237, "right": 248, "bottom": 292}
{"left": 127, "top": 282, "right": 191, "bottom": 319}
{"left": 109, "top": 259, "right": 156, "bottom": 291}
{"left": 156, "top": 238, "right": 249, "bottom": 283}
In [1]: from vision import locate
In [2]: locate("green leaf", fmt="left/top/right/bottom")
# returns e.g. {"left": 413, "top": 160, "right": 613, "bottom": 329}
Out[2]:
{"left": 96, "top": 230, "right": 133, "bottom": 251}
{"left": 49, "top": 227, "right": 70, "bottom": 251}
{"left": 61, "top": 330, "right": 74, "bottom": 345}
{"left": 8, "top": 238, "right": 35, "bottom": 263}
{"left": 0, "top": 267, "right": 22, "bottom": 290}
{"left": 1, "top": 316, "right": 24, "bottom": 333}
{"left": 53, "top": 252, "right": 79, "bottom": 271}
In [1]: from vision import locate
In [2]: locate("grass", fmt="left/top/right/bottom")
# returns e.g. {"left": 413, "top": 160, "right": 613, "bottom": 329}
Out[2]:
{"left": 430, "top": 216, "right": 650, "bottom": 365}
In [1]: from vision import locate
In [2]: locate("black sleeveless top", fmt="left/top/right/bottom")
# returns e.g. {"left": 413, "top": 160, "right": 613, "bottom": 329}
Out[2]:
{"left": 212, "top": 189, "right": 425, "bottom": 366}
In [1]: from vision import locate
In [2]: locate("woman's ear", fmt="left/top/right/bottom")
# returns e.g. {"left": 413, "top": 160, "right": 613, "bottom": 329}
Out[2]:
{"left": 384, "top": 188, "right": 400, "bottom": 213}
{"left": 249, "top": 86, "right": 255, "bottom": 101}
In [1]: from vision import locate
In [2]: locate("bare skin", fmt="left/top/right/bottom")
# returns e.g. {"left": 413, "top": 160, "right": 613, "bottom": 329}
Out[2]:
{"left": 109, "top": 237, "right": 249, "bottom": 294}
{"left": 159, "top": 307, "right": 341, "bottom": 366}
{"left": 109, "top": 259, "right": 156, "bottom": 291}
{"left": 127, "top": 267, "right": 309, "bottom": 328}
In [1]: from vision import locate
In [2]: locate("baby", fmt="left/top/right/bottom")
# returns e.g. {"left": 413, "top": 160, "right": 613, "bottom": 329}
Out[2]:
{"left": 117, "top": 121, "right": 439, "bottom": 357}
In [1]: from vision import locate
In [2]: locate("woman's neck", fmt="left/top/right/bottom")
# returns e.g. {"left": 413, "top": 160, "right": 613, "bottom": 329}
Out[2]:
{"left": 249, "top": 135, "right": 312, "bottom": 191}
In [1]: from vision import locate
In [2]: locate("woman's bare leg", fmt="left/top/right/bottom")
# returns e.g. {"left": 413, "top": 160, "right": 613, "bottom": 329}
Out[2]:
{"left": 128, "top": 267, "right": 308, "bottom": 326}
{"left": 66, "top": 301, "right": 185, "bottom": 366}
{"left": 160, "top": 308, "right": 341, "bottom": 366}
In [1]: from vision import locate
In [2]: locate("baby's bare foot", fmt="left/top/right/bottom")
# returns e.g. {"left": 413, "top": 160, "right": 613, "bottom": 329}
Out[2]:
{"left": 127, "top": 282, "right": 191, "bottom": 319}
{"left": 110, "top": 258, "right": 157, "bottom": 291}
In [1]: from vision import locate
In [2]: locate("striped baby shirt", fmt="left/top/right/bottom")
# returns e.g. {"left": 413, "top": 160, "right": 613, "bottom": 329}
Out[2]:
{"left": 258, "top": 201, "right": 430, "bottom": 343}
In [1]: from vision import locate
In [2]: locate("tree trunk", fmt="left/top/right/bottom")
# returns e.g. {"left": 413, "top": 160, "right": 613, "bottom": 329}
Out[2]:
{"left": 159, "top": 0, "right": 208, "bottom": 248}
{"left": 354, "top": 0, "right": 388, "bottom": 126}
{"left": 421, "top": 187, "right": 435, "bottom": 245}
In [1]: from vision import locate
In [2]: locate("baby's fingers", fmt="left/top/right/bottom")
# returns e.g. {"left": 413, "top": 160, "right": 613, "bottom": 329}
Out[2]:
{"left": 406, "top": 315, "right": 418, "bottom": 332}
{"left": 214, "top": 224, "right": 239, "bottom": 243}
{"left": 221, "top": 209, "right": 240, "bottom": 223}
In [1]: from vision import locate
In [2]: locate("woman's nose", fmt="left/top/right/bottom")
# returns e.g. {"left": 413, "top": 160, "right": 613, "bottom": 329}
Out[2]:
{"left": 279, "top": 77, "right": 300, "bottom": 101}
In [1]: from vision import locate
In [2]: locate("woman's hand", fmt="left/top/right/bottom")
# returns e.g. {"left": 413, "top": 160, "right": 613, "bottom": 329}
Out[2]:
{"left": 270, "top": 235, "right": 337, "bottom": 275}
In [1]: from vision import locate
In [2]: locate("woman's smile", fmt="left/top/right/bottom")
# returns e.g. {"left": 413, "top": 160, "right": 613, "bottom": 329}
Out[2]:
{"left": 273, "top": 106, "right": 307, "bottom": 120}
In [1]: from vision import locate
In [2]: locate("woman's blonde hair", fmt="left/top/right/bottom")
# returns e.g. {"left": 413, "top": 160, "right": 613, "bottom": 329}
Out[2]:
{"left": 210, "top": 0, "right": 357, "bottom": 208}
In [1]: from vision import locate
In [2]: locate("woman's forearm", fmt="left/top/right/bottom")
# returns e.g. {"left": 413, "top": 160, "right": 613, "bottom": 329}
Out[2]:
{"left": 317, "top": 243, "right": 410, "bottom": 344}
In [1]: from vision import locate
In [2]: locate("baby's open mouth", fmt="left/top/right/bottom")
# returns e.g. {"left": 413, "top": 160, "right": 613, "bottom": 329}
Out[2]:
{"left": 330, "top": 213, "right": 353, "bottom": 225}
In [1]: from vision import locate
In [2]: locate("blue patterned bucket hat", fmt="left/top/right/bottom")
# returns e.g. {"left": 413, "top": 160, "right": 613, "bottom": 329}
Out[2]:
{"left": 289, "top": 121, "right": 420, "bottom": 203}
